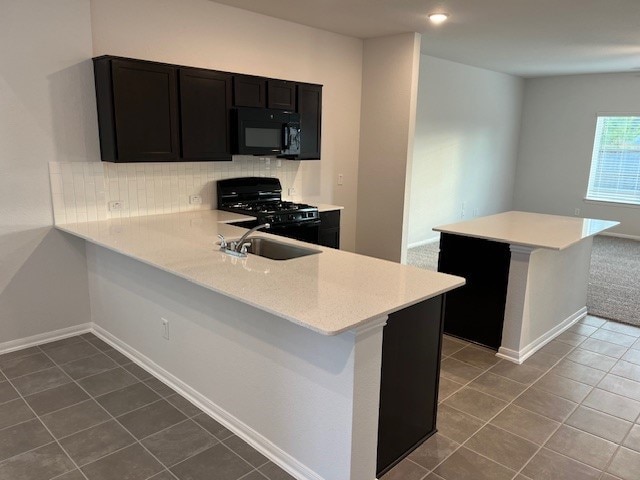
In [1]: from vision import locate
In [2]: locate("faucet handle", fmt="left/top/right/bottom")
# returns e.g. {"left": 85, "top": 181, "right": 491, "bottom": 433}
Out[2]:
{"left": 217, "top": 234, "right": 227, "bottom": 249}
{"left": 240, "top": 242, "right": 252, "bottom": 255}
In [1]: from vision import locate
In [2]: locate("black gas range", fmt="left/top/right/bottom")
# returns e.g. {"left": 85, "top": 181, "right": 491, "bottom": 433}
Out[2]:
{"left": 217, "top": 177, "right": 321, "bottom": 244}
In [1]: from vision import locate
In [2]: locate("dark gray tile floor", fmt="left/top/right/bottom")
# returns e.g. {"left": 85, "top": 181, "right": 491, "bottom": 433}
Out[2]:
{"left": 384, "top": 315, "right": 640, "bottom": 480}
{"left": 6, "top": 317, "right": 640, "bottom": 480}
{"left": 0, "top": 333, "right": 294, "bottom": 480}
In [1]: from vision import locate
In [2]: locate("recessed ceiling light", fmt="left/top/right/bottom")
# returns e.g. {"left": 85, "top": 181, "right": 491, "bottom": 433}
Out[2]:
{"left": 428, "top": 13, "right": 449, "bottom": 24}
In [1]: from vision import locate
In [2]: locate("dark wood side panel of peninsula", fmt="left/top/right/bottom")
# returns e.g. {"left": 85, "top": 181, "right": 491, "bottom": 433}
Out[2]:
{"left": 377, "top": 295, "right": 445, "bottom": 477}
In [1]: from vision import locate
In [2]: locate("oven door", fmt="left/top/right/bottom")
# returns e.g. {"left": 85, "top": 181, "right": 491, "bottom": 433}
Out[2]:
{"left": 230, "top": 219, "right": 320, "bottom": 244}
{"left": 267, "top": 221, "right": 320, "bottom": 244}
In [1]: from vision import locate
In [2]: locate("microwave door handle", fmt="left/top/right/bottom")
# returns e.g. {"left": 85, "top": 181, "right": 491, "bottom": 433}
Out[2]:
{"left": 282, "top": 126, "right": 290, "bottom": 151}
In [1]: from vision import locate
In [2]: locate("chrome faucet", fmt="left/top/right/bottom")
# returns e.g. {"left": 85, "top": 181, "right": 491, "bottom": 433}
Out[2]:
{"left": 218, "top": 223, "right": 271, "bottom": 256}
{"left": 233, "top": 223, "right": 271, "bottom": 252}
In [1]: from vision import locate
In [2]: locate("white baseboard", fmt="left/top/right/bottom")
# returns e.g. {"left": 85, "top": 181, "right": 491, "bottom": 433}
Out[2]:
{"left": 92, "top": 324, "right": 323, "bottom": 480}
{"left": 601, "top": 232, "right": 640, "bottom": 242}
{"left": 408, "top": 235, "right": 440, "bottom": 249}
{"left": 496, "top": 307, "right": 587, "bottom": 364}
{"left": 0, "top": 323, "right": 92, "bottom": 355}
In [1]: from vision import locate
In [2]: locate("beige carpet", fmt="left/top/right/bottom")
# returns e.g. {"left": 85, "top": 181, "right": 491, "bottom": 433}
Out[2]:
{"left": 587, "top": 236, "right": 640, "bottom": 327}
{"left": 407, "top": 242, "right": 439, "bottom": 271}
{"left": 408, "top": 235, "right": 640, "bottom": 327}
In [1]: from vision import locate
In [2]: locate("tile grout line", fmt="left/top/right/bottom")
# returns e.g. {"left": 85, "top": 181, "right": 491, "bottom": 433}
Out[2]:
{"left": 509, "top": 323, "right": 612, "bottom": 478}
{"left": 0, "top": 339, "right": 114, "bottom": 389}
{"left": 1, "top": 375, "right": 92, "bottom": 480}
{"left": 591, "top": 339, "right": 640, "bottom": 480}
{"left": 36, "top": 336, "right": 276, "bottom": 480}
{"left": 439, "top": 376, "right": 568, "bottom": 476}
{"left": 37, "top": 345, "right": 196, "bottom": 479}
{"left": 560, "top": 320, "right": 637, "bottom": 480}
{"left": 512, "top": 321, "right": 640, "bottom": 479}
{"left": 430, "top": 377, "right": 557, "bottom": 474}
{"left": 432, "top": 335, "right": 587, "bottom": 478}
{"left": 4, "top": 324, "right": 638, "bottom": 480}
{"left": 0, "top": 415, "right": 54, "bottom": 434}
{"left": 435, "top": 337, "right": 568, "bottom": 477}
{"left": 38, "top": 344, "right": 190, "bottom": 480}
{"left": 2, "top": 374, "right": 184, "bottom": 441}
{"left": 80, "top": 340, "right": 286, "bottom": 480}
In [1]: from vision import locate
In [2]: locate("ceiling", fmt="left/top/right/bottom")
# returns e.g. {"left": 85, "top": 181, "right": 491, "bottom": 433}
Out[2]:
{"left": 212, "top": 0, "right": 640, "bottom": 77}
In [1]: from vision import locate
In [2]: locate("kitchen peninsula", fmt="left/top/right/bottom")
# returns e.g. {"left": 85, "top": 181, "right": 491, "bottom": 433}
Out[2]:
{"left": 57, "top": 210, "right": 464, "bottom": 480}
{"left": 434, "top": 211, "right": 618, "bottom": 364}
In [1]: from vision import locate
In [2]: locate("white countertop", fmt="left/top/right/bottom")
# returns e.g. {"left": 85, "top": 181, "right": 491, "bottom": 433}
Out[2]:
{"left": 57, "top": 210, "right": 464, "bottom": 335}
{"left": 285, "top": 198, "right": 344, "bottom": 213}
{"left": 314, "top": 203, "right": 344, "bottom": 213}
{"left": 434, "top": 211, "right": 619, "bottom": 250}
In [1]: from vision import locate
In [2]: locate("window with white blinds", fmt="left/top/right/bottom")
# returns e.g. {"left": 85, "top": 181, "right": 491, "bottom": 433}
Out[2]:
{"left": 586, "top": 115, "right": 640, "bottom": 205}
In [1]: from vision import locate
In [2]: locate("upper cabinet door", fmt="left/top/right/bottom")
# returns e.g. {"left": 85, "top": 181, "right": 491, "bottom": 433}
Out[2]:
{"left": 267, "top": 80, "right": 296, "bottom": 110}
{"left": 297, "top": 83, "right": 322, "bottom": 160}
{"left": 233, "top": 75, "right": 266, "bottom": 108}
{"left": 110, "top": 59, "right": 180, "bottom": 162}
{"left": 179, "top": 68, "right": 233, "bottom": 161}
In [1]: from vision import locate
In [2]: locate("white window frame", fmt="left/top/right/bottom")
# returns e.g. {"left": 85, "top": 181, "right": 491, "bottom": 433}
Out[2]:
{"left": 585, "top": 114, "right": 640, "bottom": 207}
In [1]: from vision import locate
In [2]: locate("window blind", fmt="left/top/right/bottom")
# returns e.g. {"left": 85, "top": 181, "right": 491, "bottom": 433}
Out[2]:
{"left": 587, "top": 115, "right": 640, "bottom": 205}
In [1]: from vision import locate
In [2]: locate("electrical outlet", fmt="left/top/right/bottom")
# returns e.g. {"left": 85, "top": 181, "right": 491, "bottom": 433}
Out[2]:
{"left": 108, "top": 201, "right": 123, "bottom": 211}
{"left": 338, "top": 173, "right": 344, "bottom": 186}
{"left": 161, "top": 318, "right": 169, "bottom": 340}
{"left": 189, "top": 195, "right": 202, "bottom": 205}
{"left": 288, "top": 187, "right": 296, "bottom": 196}
{"left": 574, "top": 208, "right": 581, "bottom": 216}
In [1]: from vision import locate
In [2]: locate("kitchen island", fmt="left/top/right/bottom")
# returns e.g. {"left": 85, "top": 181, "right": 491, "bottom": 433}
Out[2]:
{"left": 57, "top": 210, "right": 463, "bottom": 480}
{"left": 434, "top": 211, "right": 618, "bottom": 364}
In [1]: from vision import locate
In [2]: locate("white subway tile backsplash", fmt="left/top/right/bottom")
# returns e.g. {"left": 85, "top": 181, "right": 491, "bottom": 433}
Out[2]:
{"left": 49, "top": 157, "right": 301, "bottom": 224}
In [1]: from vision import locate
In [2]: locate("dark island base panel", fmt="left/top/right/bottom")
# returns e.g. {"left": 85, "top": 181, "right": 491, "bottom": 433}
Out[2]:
{"left": 438, "top": 233, "right": 511, "bottom": 350}
{"left": 376, "top": 295, "right": 445, "bottom": 477}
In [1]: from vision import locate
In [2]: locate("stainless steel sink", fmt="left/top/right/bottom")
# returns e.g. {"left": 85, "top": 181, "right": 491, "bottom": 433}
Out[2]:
{"left": 238, "top": 236, "right": 321, "bottom": 260}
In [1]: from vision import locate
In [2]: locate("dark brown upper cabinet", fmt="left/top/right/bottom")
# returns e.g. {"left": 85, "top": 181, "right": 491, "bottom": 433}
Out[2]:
{"left": 94, "top": 57, "right": 180, "bottom": 162}
{"left": 93, "top": 56, "right": 322, "bottom": 162}
{"left": 297, "top": 83, "right": 322, "bottom": 160}
{"left": 233, "top": 75, "right": 266, "bottom": 108}
{"left": 179, "top": 68, "right": 233, "bottom": 161}
{"left": 267, "top": 80, "right": 296, "bottom": 110}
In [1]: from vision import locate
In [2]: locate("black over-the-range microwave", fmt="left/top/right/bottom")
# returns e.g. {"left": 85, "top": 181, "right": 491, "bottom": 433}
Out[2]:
{"left": 232, "top": 107, "right": 301, "bottom": 158}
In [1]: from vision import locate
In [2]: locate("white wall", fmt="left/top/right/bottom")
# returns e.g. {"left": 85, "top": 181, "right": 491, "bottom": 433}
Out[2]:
{"left": 87, "top": 243, "right": 385, "bottom": 480}
{"left": 0, "top": 0, "right": 95, "bottom": 346}
{"left": 89, "top": 0, "right": 363, "bottom": 251}
{"left": 408, "top": 55, "right": 524, "bottom": 246}
{"left": 355, "top": 33, "right": 421, "bottom": 263}
{"left": 513, "top": 73, "right": 640, "bottom": 237}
